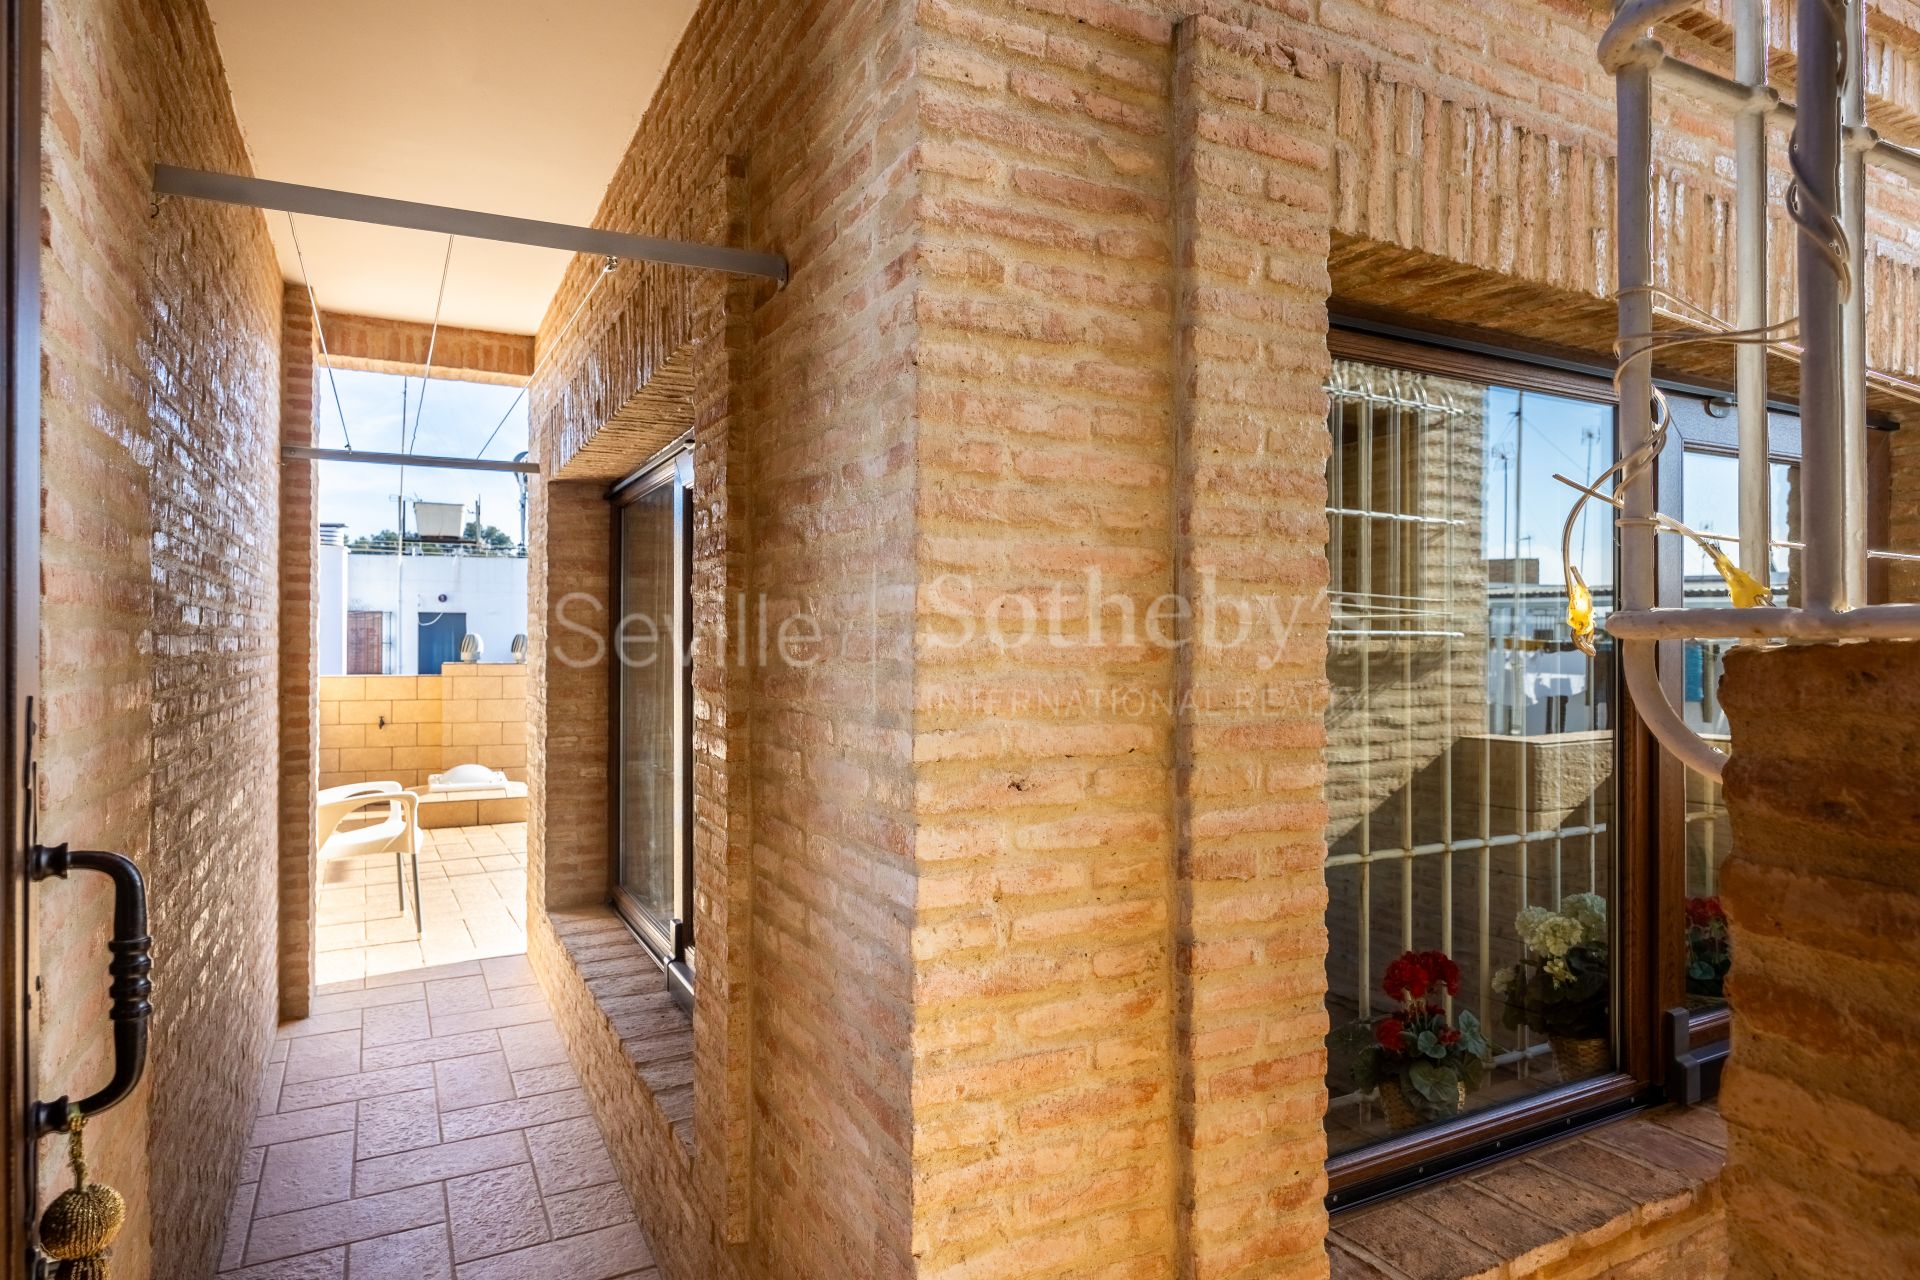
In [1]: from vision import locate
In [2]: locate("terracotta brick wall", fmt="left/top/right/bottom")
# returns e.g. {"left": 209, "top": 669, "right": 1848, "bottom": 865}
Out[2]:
{"left": 519, "top": 2, "right": 1920, "bottom": 1279}
{"left": 528, "top": 482, "right": 610, "bottom": 911}
{"left": 39, "top": 2, "right": 282, "bottom": 1277}
{"left": 528, "top": 0, "right": 920, "bottom": 1273}
{"left": 317, "top": 310, "right": 534, "bottom": 386}
{"left": 280, "top": 284, "right": 318, "bottom": 1022}
{"left": 1718, "top": 640, "right": 1920, "bottom": 1278}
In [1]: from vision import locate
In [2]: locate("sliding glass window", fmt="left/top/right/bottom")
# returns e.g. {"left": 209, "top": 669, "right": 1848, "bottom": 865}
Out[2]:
{"left": 1322, "top": 341, "right": 1625, "bottom": 1183}
{"left": 611, "top": 448, "right": 694, "bottom": 1005}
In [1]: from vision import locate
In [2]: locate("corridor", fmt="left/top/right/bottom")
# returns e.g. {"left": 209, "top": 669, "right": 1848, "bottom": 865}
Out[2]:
{"left": 219, "top": 825, "right": 657, "bottom": 1279}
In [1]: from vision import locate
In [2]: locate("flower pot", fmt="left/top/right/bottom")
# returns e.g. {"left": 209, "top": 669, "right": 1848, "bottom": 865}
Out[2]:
{"left": 1550, "top": 1034, "right": 1610, "bottom": 1081}
{"left": 1377, "top": 1078, "right": 1467, "bottom": 1132}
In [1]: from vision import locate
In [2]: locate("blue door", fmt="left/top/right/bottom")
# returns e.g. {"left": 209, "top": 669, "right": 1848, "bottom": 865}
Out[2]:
{"left": 417, "top": 611, "right": 467, "bottom": 674}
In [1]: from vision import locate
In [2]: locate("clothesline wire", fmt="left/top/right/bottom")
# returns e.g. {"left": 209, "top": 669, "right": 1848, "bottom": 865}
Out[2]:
{"left": 405, "top": 236, "right": 455, "bottom": 457}
{"left": 472, "top": 255, "right": 619, "bottom": 461}
{"left": 287, "top": 213, "right": 354, "bottom": 452}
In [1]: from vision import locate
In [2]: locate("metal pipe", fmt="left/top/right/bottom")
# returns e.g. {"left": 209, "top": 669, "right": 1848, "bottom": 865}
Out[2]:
{"left": 283, "top": 444, "right": 540, "bottom": 475}
{"left": 154, "top": 164, "right": 790, "bottom": 286}
{"left": 1734, "top": 0, "right": 1772, "bottom": 585}
{"left": 1655, "top": 55, "right": 1920, "bottom": 188}
{"left": 1600, "top": 0, "right": 1711, "bottom": 72}
{"left": 1792, "top": 0, "right": 1849, "bottom": 612}
{"left": 1840, "top": 0, "right": 1870, "bottom": 605}
{"left": 1607, "top": 602, "right": 1920, "bottom": 640}
{"left": 1625, "top": 640, "right": 1728, "bottom": 778}
{"left": 1617, "top": 50, "right": 1659, "bottom": 622}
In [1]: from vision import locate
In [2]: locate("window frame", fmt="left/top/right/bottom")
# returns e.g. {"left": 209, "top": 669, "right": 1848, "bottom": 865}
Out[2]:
{"left": 1322, "top": 326, "right": 1699, "bottom": 1208}
{"left": 607, "top": 442, "right": 696, "bottom": 1011}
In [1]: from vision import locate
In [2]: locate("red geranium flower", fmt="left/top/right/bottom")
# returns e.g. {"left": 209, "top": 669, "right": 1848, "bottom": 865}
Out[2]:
{"left": 1374, "top": 1017, "right": 1406, "bottom": 1052}
{"left": 1685, "top": 896, "right": 1726, "bottom": 929}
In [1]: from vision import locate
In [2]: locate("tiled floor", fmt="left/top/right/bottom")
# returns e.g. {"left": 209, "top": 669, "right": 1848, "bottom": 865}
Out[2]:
{"left": 314, "top": 823, "right": 533, "bottom": 987}
{"left": 221, "top": 825, "right": 659, "bottom": 1279}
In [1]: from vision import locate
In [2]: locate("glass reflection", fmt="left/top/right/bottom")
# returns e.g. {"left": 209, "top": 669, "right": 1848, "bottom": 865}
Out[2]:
{"left": 1323, "top": 359, "right": 1617, "bottom": 1156}
{"left": 1676, "top": 451, "right": 1797, "bottom": 1007}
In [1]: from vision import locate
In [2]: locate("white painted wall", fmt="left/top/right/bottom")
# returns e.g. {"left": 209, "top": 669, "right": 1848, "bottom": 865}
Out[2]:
{"left": 321, "top": 552, "right": 529, "bottom": 676}
{"left": 318, "top": 543, "right": 348, "bottom": 675}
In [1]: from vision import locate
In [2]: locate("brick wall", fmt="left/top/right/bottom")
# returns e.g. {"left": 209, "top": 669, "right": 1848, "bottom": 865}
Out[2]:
{"left": 527, "top": 0, "right": 919, "bottom": 1274}
{"left": 528, "top": 482, "right": 610, "bottom": 911}
{"left": 317, "top": 666, "right": 530, "bottom": 791}
{"left": 317, "top": 309, "right": 534, "bottom": 386}
{"left": 518, "top": 1, "right": 1920, "bottom": 1279}
{"left": 1718, "top": 640, "right": 1920, "bottom": 1278}
{"left": 40, "top": 2, "right": 282, "bottom": 1277}
{"left": 281, "top": 284, "right": 318, "bottom": 1022}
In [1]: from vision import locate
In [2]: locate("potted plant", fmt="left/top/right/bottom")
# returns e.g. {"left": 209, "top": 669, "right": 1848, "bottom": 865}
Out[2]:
{"left": 1684, "top": 895, "right": 1731, "bottom": 998}
{"left": 1494, "top": 892, "right": 1610, "bottom": 1080}
{"left": 1345, "top": 949, "right": 1489, "bottom": 1131}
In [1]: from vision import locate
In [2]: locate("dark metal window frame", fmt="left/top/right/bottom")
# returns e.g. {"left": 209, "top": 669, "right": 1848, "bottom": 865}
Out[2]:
{"left": 1322, "top": 325, "right": 1747, "bottom": 1209}
{"left": 607, "top": 442, "right": 696, "bottom": 1011}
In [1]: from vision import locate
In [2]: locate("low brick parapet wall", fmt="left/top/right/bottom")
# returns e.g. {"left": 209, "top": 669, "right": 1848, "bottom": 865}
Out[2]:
{"left": 1719, "top": 640, "right": 1920, "bottom": 1277}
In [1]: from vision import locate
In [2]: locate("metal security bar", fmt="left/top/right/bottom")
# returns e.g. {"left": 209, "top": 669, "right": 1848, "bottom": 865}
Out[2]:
{"left": 1324, "top": 363, "right": 1612, "bottom": 1132}
{"left": 1595, "top": 0, "right": 1920, "bottom": 780}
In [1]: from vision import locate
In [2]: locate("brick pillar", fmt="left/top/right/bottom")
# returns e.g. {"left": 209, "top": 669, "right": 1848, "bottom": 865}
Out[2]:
{"left": 1172, "top": 18, "right": 1335, "bottom": 1277}
{"left": 529, "top": 479, "right": 610, "bottom": 909}
{"left": 279, "top": 283, "right": 318, "bottom": 1020}
{"left": 1718, "top": 640, "right": 1920, "bottom": 1277}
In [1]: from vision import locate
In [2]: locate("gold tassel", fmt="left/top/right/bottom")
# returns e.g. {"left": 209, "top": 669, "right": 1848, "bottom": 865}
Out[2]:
{"left": 37, "top": 1110, "right": 124, "bottom": 1277}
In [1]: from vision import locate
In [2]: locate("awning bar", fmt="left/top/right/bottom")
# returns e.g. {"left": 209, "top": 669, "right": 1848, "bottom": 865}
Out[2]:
{"left": 283, "top": 445, "right": 540, "bottom": 475}
{"left": 155, "top": 165, "right": 790, "bottom": 286}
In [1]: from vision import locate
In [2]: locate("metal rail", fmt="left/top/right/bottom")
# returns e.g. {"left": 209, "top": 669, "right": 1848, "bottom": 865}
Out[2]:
{"left": 154, "top": 165, "right": 789, "bottom": 286}
{"left": 1600, "top": 0, "right": 1920, "bottom": 783}
{"left": 283, "top": 445, "right": 540, "bottom": 475}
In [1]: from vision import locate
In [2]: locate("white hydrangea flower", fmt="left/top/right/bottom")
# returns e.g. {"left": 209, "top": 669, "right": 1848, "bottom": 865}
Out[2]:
{"left": 1514, "top": 905, "right": 1554, "bottom": 951}
{"left": 1545, "top": 956, "right": 1574, "bottom": 985}
{"left": 1560, "top": 892, "right": 1607, "bottom": 944}
{"left": 1492, "top": 966, "right": 1514, "bottom": 998}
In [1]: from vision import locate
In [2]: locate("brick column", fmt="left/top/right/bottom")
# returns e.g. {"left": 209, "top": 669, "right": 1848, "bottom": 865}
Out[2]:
{"left": 1719, "top": 640, "right": 1920, "bottom": 1277}
{"left": 1171, "top": 18, "right": 1335, "bottom": 1277}
{"left": 279, "top": 283, "right": 318, "bottom": 1020}
{"left": 529, "top": 478, "right": 610, "bottom": 908}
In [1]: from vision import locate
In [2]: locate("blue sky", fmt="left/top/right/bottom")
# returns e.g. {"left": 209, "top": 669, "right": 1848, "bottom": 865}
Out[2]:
{"left": 315, "top": 368, "right": 530, "bottom": 545}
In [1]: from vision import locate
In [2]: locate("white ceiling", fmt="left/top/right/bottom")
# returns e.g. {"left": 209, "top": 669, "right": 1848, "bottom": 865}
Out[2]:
{"left": 207, "top": 0, "right": 698, "bottom": 336}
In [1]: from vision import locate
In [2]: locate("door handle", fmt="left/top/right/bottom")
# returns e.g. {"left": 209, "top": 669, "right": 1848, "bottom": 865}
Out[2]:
{"left": 27, "top": 845, "right": 152, "bottom": 1136}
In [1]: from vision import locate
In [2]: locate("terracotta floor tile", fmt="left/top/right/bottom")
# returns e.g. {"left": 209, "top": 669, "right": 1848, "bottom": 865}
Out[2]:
{"left": 497, "top": 1022, "right": 566, "bottom": 1072}
{"left": 361, "top": 1000, "right": 433, "bottom": 1048}
{"left": 446, "top": 1163, "right": 550, "bottom": 1262}
{"left": 279, "top": 1063, "right": 437, "bottom": 1113}
{"left": 525, "top": 1117, "right": 620, "bottom": 1196}
{"left": 256, "top": 1131, "right": 356, "bottom": 1217}
{"left": 510, "top": 1063, "right": 579, "bottom": 1097}
{"left": 246, "top": 1183, "right": 445, "bottom": 1265}
{"left": 362, "top": 1029, "right": 504, "bottom": 1072}
{"left": 353, "top": 1131, "right": 530, "bottom": 1197}
{"left": 355, "top": 1089, "right": 443, "bottom": 1160}
{"left": 226, "top": 828, "right": 649, "bottom": 1279}
{"left": 544, "top": 1183, "right": 633, "bottom": 1239}
{"left": 452, "top": 1222, "right": 652, "bottom": 1280}
{"left": 346, "top": 1222, "right": 455, "bottom": 1280}
{"left": 439, "top": 1088, "right": 591, "bottom": 1142}
{"left": 251, "top": 1101, "right": 358, "bottom": 1150}
{"left": 282, "top": 1030, "right": 362, "bottom": 1085}
{"left": 221, "top": 1180, "right": 258, "bottom": 1271}
{"left": 218, "top": 1246, "right": 347, "bottom": 1279}
{"left": 434, "top": 1051, "right": 515, "bottom": 1111}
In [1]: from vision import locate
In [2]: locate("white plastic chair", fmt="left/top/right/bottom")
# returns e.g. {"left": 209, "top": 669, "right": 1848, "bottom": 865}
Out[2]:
{"left": 317, "top": 783, "right": 423, "bottom": 932}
